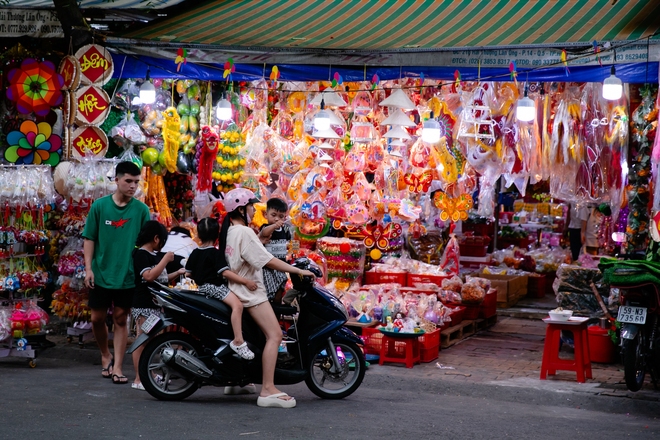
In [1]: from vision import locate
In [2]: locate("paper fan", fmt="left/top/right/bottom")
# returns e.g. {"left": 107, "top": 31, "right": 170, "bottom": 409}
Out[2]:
{"left": 5, "top": 120, "right": 62, "bottom": 166}
{"left": 6, "top": 58, "right": 64, "bottom": 116}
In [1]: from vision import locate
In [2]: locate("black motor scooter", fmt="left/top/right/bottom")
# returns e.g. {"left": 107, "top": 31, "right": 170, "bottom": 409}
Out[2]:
{"left": 127, "top": 258, "right": 365, "bottom": 401}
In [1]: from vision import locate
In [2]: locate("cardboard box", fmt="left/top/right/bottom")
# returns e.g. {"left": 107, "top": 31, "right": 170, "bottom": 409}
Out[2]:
{"left": 476, "top": 274, "right": 528, "bottom": 307}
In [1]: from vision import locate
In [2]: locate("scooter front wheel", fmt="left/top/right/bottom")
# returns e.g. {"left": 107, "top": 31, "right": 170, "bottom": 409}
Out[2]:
{"left": 138, "top": 332, "right": 201, "bottom": 401}
{"left": 305, "top": 340, "right": 365, "bottom": 399}
{"left": 623, "top": 332, "right": 646, "bottom": 392}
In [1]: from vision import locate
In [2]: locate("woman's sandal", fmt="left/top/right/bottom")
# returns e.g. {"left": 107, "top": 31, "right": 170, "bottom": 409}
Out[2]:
{"left": 112, "top": 374, "right": 128, "bottom": 385}
{"left": 101, "top": 358, "right": 114, "bottom": 379}
{"left": 230, "top": 341, "right": 255, "bottom": 360}
{"left": 256, "top": 393, "right": 296, "bottom": 408}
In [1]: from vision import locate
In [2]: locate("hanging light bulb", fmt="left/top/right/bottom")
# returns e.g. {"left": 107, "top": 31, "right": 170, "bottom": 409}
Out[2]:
{"left": 314, "top": 99, "right": 330, "bottom": 131}
{"left": 603, "top": 65, "right": 623, "bottom": 100}
{"left": 216, "top": 92, "right": 232, "bottom": 121}
{"left": 516, "top": 84, "right": 535, "bottom": 122}
{"left": 139, "top": 67, "right": 156, "bottom": 104}
{"left": 422, "top": 111, "right": 441, "bottom": 143}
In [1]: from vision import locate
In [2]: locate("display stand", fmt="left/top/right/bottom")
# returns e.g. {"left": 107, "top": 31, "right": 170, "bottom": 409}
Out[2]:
{"left": 0, "top": 296, "right": 38, "bottom": 368}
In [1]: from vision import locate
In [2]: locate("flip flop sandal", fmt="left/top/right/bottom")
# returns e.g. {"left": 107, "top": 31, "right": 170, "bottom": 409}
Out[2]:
{"left": 230, "top": 341, "right": 255, "bottom": 360}
{"left": 101, "top": 358, "right": 114, "bottom": 379}
{"left": 112, "top": 374, "right": 128, "bottom": 385}
{"left": 257, "top": 393, "right": 296, "bottom": 408}
{"left": 131, "top": 382, "right": 146, "bottom": 391}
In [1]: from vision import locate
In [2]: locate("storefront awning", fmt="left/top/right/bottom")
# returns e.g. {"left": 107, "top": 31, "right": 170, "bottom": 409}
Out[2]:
{"left": 124, "top": 0, "right": 660, "bottom": 51}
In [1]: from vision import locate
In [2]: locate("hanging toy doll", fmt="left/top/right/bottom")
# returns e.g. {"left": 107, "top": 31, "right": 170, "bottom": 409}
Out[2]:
{"left": 440, "top": 223, "right": 460, "bottom": 276}
{"left": 196, "top": 126, "right": 220, "bottom": 193}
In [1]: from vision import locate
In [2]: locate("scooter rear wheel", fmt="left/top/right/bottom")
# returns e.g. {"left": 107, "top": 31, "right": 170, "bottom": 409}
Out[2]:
{"left": 623, "top": 333, "right": 646, "bottom": 392}
{"left": 305, "top": 340, "right": 365, "bottom": 399}
{"left": 138, "top": 332, "right": 201, "bottom": 401}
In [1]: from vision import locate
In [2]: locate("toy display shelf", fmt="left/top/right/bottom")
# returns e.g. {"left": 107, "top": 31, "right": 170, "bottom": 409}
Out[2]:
{"left": 0, "top": 295, "right": 38, "bottom": 368}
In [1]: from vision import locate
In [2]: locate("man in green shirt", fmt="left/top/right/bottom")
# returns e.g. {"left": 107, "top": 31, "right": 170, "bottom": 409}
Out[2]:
{"left": 83, "top": 161, "right": 150, "bottom": 385}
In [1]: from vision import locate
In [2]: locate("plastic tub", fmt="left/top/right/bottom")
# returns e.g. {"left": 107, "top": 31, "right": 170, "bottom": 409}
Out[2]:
{"left": 588, "top": 325, "right": 616, "bottom": 363}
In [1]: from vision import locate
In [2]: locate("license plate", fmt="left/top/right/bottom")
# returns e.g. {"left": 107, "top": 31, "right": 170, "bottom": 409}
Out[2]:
{"left": 617, "top": 306, "right": 647, "bottom": 324}
{"left": 141, "top": 314, "right": 161, "bottom": 333}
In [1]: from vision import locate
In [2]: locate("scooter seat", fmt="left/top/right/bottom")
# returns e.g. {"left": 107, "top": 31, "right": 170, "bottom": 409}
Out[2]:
{"left": 160, "top": 286, "right": 232, "bottom": 317}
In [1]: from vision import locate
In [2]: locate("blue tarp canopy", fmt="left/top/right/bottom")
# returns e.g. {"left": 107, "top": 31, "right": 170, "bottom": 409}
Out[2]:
{"left": 111, "top": 53, "right": 658, "bottom": 84}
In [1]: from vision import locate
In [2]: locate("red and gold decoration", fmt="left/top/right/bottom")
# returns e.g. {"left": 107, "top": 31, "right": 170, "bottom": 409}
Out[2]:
{"left": 75, "top": 85, "right": 110, "bottom": 126}
{"left": 75, "top": 44, "right": 114, "bottom": 86}
{"left": 6, "top": 58, "right": 64, "bottom": 116}
{"left": 71, "top": 125, "right": 108, "bottom": 159}
{"left": 58, "top": 55, "right": 81, "bottom": 91}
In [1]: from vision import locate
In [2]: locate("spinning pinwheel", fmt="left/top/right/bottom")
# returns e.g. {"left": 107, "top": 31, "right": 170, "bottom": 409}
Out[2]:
{"left": 6, "top": 58, "right": 64, "bottom": 116}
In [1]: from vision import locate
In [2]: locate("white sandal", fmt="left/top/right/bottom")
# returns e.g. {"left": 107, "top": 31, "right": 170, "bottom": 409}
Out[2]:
{"left": 230, "top": 341, "right": 255, "bottom": 360}
{"left": 257, "top": 392, "right": 296, "bottom": 408}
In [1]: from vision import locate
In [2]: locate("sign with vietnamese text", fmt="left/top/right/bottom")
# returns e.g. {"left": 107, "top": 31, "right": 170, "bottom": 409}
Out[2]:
{"left": 0, "top": 9, "right": 63, "bottom": 38}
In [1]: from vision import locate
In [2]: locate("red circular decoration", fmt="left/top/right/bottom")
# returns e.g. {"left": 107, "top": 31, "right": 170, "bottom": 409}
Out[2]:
{"left": 75, "top": 44, "right": 114, "bottom": 86}
{"left": 59, "top": 55, "right": 81, "bottom": 91}
{"left": 75, "top": 85, "right": 110, "bottom": 126}
{"left": 339, "top": 243, "right": 351, "bottom": 254}
{"left": 72, "top": 125, "right": 108, "bottom": 159}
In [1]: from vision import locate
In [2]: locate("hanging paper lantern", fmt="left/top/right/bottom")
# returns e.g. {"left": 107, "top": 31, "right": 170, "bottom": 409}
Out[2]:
{"left": 5, "top": 120, "right": 62, "bottom": 166}
{"left": 6, "top": 59, "right": 64, "bottom": 116}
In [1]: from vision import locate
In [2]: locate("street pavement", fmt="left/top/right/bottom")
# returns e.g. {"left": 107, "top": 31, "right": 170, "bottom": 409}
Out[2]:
{"left": 1, "top": 316, "right": 659, "bottom": 439}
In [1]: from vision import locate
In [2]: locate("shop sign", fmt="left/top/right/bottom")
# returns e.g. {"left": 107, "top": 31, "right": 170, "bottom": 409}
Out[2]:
{"left": 75, "top": 44, "right": 114, "bottom": 86}
{"left": 59, "top": 56, "right": 81, "bottom": 91}
{"left": 71, "top": 125, "right": 108, "bottom": 160}
{"left": 0, "top": 9, "right": 63, "bottom": 38}
{"left": 75, "top": 85, "right": 110, "bottom": 126}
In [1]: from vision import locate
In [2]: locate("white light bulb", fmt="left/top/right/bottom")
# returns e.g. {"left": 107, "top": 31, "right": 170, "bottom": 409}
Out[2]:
{"left": 422, "top": 118, "right": 441, "bottom": 143}
{"left": 516, "top": 95, "right": 536, "bottom": 122}
{"left": 603, "top": 73, "right": 623, "bottom": 100}
{"left": 139, "top": 81, "right": 156, "bottom": 104}
{"left": 314, "top": 109, "right": 331, "bottom": 131}
{"left": 216, "top": 98, "right": 232, "bottom": 120}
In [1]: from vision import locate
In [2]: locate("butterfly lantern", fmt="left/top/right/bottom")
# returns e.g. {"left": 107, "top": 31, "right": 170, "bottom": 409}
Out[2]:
{"left": 223, "top": 58, "right": 236, "bottom": 82}
{"left": 404, "top": 170, "right": 433, "bottom": 193}
{"left": 362, "top": 222, "right": 403, "bottom": 251}
{"left": 433, "top": 192, "right": 473, "bottom": 222}
{"left": 175, "top": 48, "right": 187, "bottom": 72}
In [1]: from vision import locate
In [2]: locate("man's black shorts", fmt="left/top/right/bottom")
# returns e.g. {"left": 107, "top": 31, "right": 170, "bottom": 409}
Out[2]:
{"left": 89, "top": 285, "right": 134, "bottom": 310}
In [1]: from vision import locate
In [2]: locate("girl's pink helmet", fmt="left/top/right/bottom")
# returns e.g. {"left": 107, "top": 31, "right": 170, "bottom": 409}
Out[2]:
{"left": 224, "top": 188, "right": 260, "bottom": 212}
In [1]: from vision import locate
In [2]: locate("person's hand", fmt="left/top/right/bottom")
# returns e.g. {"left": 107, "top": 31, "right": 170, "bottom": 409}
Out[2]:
{"left": 163, "top": 252, "right": 175, "bottom": 263}
{"left": 84, "top": 269, "right": 95, "bottom": 289}
{"left": 245, "top": 280, "right": 258, "bottom": 291}
{"left": 177, "top": 268, "right": 187, "bottom": 276}
{"left": 298, "top": 270, "right": 315, "bottom": 278}
{"left": 274, "top": 219, "right": 286, "bottom": 229}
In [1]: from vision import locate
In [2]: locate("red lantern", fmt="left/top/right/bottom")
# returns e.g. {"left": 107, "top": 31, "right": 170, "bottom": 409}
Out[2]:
{"left": 339, "top": 243, "right": 351, "bottom": 254}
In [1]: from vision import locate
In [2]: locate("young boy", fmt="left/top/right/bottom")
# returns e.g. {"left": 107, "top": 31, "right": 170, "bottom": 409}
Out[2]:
{"left": 83, "top": 161, "right": 150, "bottom": 385}
{"left": 258, "top": 197, "right": 291, "bottom": 302}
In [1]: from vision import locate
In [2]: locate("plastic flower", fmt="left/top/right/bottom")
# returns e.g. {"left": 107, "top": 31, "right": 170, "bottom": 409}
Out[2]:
{"left": 6, "top": 59, "right": 64, "bottom": 116}
{"left": 5, "top": 120, "right": 62, "bottom": 166}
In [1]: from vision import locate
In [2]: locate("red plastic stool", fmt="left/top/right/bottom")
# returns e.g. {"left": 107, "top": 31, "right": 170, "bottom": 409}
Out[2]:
{"left": 379, "top": 333, "right": 420, "bottom": 368}
{"left": 540, "top": 318, "right": 592, "bottom": 383}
